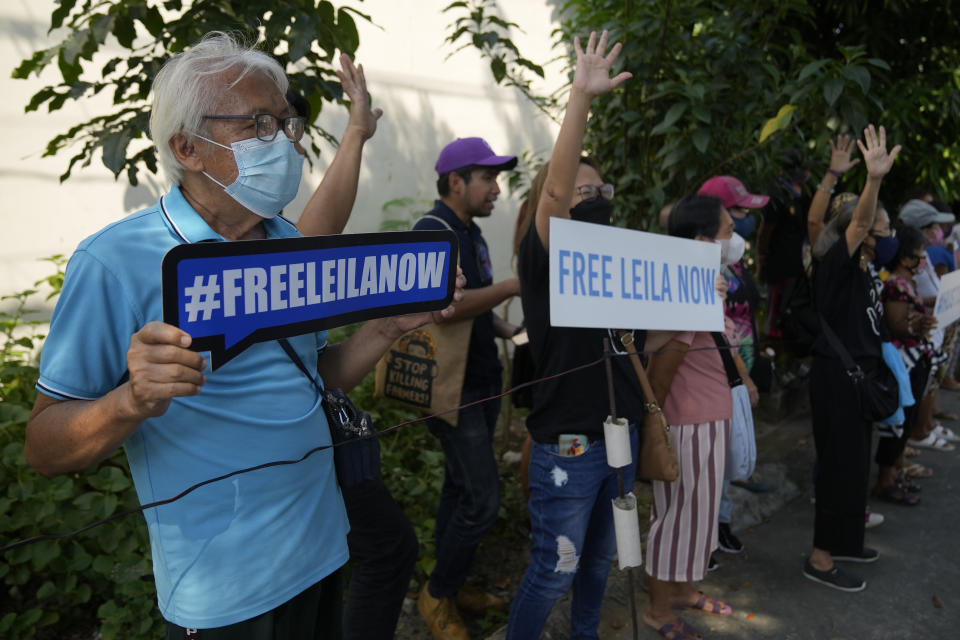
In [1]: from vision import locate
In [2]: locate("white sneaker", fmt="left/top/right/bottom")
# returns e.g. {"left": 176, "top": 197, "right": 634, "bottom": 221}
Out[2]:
{"left": 865, "top": 510, "right": 884, "bottom": 529}
{"left": 932, "top": 424, "right": 960, "bottom": 442}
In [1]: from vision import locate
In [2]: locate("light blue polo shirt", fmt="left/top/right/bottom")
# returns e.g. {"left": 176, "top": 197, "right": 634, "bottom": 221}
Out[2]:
{"left": 37, "top": 185, "right": 349, "bottom": 628}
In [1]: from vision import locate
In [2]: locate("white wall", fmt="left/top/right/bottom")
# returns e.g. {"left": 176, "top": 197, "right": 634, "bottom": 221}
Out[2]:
{"left": 0, "top": 0, "right": 566, "bottom": 318}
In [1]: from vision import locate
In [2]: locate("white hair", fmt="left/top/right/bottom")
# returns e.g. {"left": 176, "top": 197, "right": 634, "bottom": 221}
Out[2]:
{"left": 149, "top": 31, "right": 289, "bottom": 185}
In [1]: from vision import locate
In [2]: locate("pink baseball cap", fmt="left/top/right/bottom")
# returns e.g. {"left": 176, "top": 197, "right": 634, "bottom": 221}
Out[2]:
{"left": 698, "top": 175, "right": 769, "bottom": 209}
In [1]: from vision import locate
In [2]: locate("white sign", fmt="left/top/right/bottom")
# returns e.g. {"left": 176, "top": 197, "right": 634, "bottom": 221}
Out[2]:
{"left": 934, "top": 270, "right": 960, "bottom": 327}
{"left": 549, "top": 218, "right": 724, "bottom": 331}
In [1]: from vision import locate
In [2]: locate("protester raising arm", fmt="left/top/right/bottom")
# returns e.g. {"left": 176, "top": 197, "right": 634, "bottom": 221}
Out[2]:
{"left": 534, "top": 30, "right": 631, "bottom": 248}
{"left": 297, "top": 54, "right": 382, "bottom": 236}
{"left": 845, "top": 125, "right": 900, "bottom": 256}
{"left": 808, "top": 133, "right": 860, "bottom": 247}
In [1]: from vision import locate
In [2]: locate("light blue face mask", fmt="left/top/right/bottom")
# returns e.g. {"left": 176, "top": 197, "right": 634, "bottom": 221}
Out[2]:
{"left": 196, "top": 134, "right": 303, "bottom": 218}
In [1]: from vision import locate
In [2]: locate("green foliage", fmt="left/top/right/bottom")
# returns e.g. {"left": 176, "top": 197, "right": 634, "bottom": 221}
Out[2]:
{"left": 446, "top": 0, "right": 960, "bottom": 226}
{"left": 379, "top": 196, "right": 435, "bottom": 231}
{"left": 12, "top": 0, "right": 370, "bottom": 186}
{"left": 553, "top": 0, "right": 887, "bottom": 228}
{"left": 1, "top": 257, "right": 163, "bottom": 640}
{"left": 798, "top": 0, "right": 960, "bottom": 203}
{"left": 443, "top": 0, "right": 560, "bottom": 120}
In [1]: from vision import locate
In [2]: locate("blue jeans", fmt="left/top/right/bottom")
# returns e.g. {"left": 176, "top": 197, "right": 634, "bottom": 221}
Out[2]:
{"left": 425, "top": 383, "right": 502, "bottom": 598}
{"left": 506, "top": 426, "right": 638, "bottom": 640}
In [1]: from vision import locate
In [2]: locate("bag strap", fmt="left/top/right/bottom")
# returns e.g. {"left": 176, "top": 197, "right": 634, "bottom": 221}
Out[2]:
{"left": 418, "top": 214, "right": 454, "bottom": 230}
{"left": 418, "top": 214, "right": 464, "bottom": 272}
{"left": 711, "top": 332, "right": 743, "bottom": 388}
{"left": 617, "top": 330, "right": 672, "bottom": 447}
{"left": 278, "top": 338, "right": 324, "bottom": 393}
{"left": 817, "top": 313, "right": 860, "bottom": 373}
{"left": 616, "top": 330, "right": 658, "bottom": 407}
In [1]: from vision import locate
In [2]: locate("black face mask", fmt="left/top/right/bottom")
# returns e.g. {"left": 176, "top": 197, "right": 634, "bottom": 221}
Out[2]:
{"left": 570, "top": 197, "right": 613, "bottom": 226}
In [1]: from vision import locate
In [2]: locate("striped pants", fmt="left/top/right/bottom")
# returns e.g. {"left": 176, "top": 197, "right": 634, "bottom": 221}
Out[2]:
{"left": 645, "top": 419, "right": 729, "bottom": 582}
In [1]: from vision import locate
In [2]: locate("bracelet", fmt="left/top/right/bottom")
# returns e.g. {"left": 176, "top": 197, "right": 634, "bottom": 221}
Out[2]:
{"left": 818, "top": 182, "right": 835, "bottom": 194}
{"left": 828, "top": 169, "right": 844, "bottom": 178}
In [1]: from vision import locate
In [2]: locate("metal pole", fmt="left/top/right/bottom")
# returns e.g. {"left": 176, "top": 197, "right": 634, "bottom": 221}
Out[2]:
{"left": 604, "top": 337, "right": 640, "bottom": 640}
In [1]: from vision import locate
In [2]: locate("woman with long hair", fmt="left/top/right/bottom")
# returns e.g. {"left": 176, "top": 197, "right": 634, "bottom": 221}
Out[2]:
{"left": 507, "top": 30, "right": 642, "bottom": 640}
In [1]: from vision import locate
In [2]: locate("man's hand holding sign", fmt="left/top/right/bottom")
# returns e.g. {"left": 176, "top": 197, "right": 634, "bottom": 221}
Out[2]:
{"left": 124, "top": 233, "right": 466, "bottom": 425}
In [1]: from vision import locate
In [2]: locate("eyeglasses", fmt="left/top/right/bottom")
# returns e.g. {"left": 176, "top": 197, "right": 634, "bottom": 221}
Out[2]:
{"left": 576, "top": 183, "right": 615, "bottom": 201}
{"left": 201, "top": 113, "right": 306, "bottom": 142}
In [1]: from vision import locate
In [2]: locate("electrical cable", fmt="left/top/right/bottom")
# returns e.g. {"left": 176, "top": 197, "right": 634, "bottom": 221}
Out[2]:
{"left": 0, "top": 342, "right": 745, "bottom": 555}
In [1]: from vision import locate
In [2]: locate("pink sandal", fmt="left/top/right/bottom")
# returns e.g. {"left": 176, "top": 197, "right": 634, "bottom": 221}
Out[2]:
{"left": 688, "top": 591, "right": 732, "bottom": 616}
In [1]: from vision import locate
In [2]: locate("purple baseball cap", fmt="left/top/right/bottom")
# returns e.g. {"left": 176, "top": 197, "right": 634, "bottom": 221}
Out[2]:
{"left": 435, "top": 137, "right": 517, "bottom": 174}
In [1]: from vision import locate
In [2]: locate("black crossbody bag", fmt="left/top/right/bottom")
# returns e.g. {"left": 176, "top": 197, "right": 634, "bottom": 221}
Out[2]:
{"left": 278, "top": 338, "right": 381, "bottom": 487}
{"left": 817, "top": 314, "right": 899, "bottom": 422}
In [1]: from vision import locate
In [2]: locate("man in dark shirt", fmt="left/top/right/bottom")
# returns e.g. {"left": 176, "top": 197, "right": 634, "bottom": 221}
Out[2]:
{"left": 412, "top": 137, "right": 520, "bottom": 640}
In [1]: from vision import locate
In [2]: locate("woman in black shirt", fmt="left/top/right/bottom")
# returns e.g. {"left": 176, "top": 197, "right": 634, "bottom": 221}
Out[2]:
{"left": 802, "top": 125, "right": 900, "bottom": 593}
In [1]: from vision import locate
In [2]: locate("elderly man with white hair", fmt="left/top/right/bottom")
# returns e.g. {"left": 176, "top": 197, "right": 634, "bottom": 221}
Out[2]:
{"left": 24, "top": 32, "right": 460, "bottom": 639}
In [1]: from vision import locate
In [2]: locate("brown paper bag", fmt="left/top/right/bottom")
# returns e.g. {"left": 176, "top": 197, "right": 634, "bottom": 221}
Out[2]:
{"left": 375, "top": 319, "right": 473, "bottom": 426}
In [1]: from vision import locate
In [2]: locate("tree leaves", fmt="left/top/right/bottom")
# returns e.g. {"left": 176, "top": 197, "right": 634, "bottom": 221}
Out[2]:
{"left": 443, "top": 0, "right": 960, "bottom": 227}
{"left": 15, "top": 0, "right": 371, "bottom": 185}
{"left": 443, "top": 0, "right": 559, "bottom": 119}
{"left": 759, "top": 104, "right": 797, "bottom": 143}
{"left": 651, "top": 103, "right": 687, "bottom": 136}
{"left": 823, "top": 77, "right": 843, "bottom": 106}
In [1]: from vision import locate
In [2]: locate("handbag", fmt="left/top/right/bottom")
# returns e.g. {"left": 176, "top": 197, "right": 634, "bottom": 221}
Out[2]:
{"left": 374, "top": 319, "right": 473, "bottom": 426}
{"left": 617, "top": 331, "right": 679, "bottom": 482}
{"left": 279, "top": 339, "right": 380, "bottom": 489}
{"left": 712, "top": 332, "right": 756, "bottom": 482}
{"left": 818, "top": 314, "right": 899, "bottom": 422}
{"left": 374, "top": 212, "right": 473, "bottom": 426}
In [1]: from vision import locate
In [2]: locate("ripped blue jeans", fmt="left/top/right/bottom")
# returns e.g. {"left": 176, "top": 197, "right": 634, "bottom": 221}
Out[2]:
{"left": 506, "top": 426, "right": 638, "bottom": 640}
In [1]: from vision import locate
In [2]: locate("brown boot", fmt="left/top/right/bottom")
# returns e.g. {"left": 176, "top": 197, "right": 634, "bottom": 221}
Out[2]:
{"left": 418, "top": 583, "right": 470, "bottom": 640}
{"left": 456, "top": 583, "right": 507, "bottom": 614}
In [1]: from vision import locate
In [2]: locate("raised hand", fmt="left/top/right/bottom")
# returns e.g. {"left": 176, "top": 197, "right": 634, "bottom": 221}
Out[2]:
{"left": 571, "top": 30, "right": 632, "bottom": 98}
{"left": 828, "top": 133, "right": 860, "bottom": 174}
{"left": 337, "top": 53, "right": 382, "bottom": 141}
{"left": 857, "top": 124, "right": 901, "bottom": 179}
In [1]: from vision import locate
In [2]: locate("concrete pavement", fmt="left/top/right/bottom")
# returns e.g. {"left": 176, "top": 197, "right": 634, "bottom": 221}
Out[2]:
{"left": 490, "top": 386, "right": 960, "bottom": 639}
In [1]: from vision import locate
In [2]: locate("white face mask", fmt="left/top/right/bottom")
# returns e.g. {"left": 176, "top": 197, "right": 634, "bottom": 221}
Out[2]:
{"left": 195, "top": 134, "right": 303, "bottom": 218}
{"left": 715, "top": 232, "right": 746, "bottom": 266}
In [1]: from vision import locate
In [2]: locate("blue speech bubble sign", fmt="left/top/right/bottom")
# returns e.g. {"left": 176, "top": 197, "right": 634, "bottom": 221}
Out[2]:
{"left": 162, "top": 230, "right": 458, "bottom": 369}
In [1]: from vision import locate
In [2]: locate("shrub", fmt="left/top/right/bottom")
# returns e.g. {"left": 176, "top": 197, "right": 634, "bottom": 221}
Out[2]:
{"left": 0, "top": 257, "right": 163, "bottom": 640}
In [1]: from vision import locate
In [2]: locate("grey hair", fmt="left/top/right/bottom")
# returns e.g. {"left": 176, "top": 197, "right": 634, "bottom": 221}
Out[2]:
{"left": 149, "top": 31, "right": 289, "bottom": 185}
{"left": 812, "top": 193, "right": 859, "bottom": 259}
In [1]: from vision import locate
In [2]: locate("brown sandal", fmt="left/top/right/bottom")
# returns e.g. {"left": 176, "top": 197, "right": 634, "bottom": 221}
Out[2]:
{"left": 902, "top": 462, "right": 933, "bottom": 478}
{"left": 874, "top": 483, "right": 920, "bottom": 506}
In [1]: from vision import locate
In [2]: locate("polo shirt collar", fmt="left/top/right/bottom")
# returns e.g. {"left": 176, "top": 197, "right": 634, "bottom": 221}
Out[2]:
{"left": 160, "top": 184, "right": 296, "bottom": 244}
{"left": 432, "top": 200, "right": 472, "bottom": 233}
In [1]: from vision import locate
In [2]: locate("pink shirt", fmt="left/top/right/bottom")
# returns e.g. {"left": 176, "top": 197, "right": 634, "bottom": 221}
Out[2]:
{"left": 662, "top": 328, "right": 734, "bottom": 426}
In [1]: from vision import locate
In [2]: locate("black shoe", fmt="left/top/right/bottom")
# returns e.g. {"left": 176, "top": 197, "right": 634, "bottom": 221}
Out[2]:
{"left": 832, "top": 547, "right": 879, "bottom": 563}
{"left": 717, "top": 523, "right": 744, "bottom": 554}
{"left": 802, "top": 559, "right": 866, "bottom": 592}
{"left": 707, "top": 552, "right": 719, "bottom": 572}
